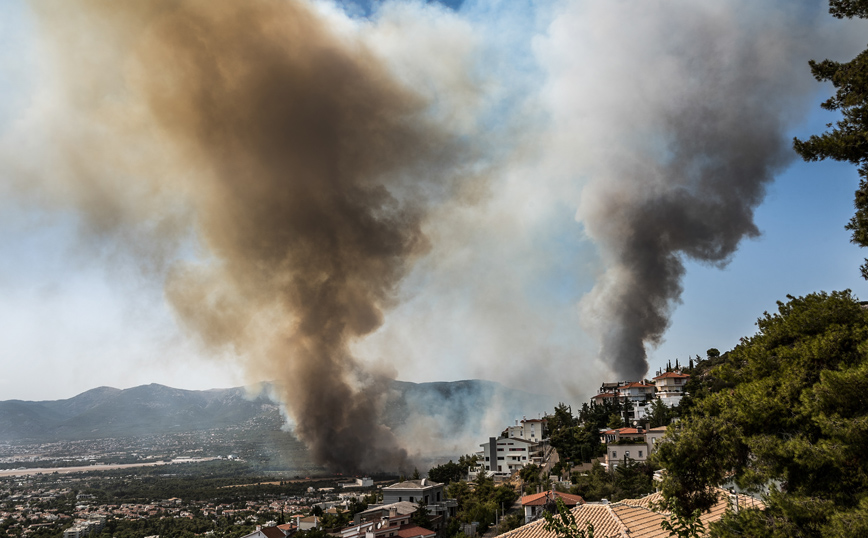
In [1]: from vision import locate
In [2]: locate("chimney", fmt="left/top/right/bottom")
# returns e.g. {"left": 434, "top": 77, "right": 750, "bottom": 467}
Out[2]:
{"left": 256, "top": 526, "right": 261, "bottom": 533}
{"left": 389, "top": 507, "right": 397, "bottom": 518}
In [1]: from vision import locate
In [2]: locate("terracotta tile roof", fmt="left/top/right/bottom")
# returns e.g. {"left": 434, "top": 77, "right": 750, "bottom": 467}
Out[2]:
{"left": 620, "top": 491, "right": 664, "bottom": 510}
{"left": 260, "top": 527, "right": 287, "bottom": 538}
{"left": 652, "top": 372, "right": 690, "bottom": 380}
{"left": 501, "top": 489, "right": 765, "bottom": 538}
{"left": 620, "top": 490, "right": 765, "bottom": 528}
{"left": 500, "top": 504, "right": 630, "bottom": 538}
{"left": 609, "top": 505, "right": 668, "bottom": 537}
{"left": 592, "top": 393, "right": 617, "bottom": 399}
{"left": 619, "top": 382, "right": 654, "bottom": 389}
{"left": 602, "top": 428, "right": 643, "bottom": 435}
{"left": 395, "top": 526, "right": 435, "bottom": 538}
{"left": 521, "top": 491, "right": 584, "bottom": 507}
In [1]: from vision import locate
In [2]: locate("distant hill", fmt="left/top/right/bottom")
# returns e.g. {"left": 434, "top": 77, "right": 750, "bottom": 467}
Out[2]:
{"left": 0, "top": 384, "right": 278, "bottom": 442}
{"left": 0, "top": 380, "right": 557, "bottom": 451}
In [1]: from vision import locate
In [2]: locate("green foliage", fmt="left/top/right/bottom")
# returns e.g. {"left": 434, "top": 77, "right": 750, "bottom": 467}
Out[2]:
{"left": 655, "top": 497, "right": 706, "bottom": 538}
{"left": 606, "top": 414, "right": 624, "bottom": 430}
{"left": 498, "top": 512, "right": 526, "bottom": 533}
{"left": 520, "top": 463, "right": 542, "bottom": 483}
{"left": 427, "top": 454, "right": 478, "bottom": 484}
{"left": 445, "top": 473, "right": 518, "bottom": 535}
{"left": 542, "top": 498, "right": 596, "bottom": 538}
{"left": 410, "top": 499, "right": 433, "bottom": 529}
{"left": 794, "top": 3, "right": 868, "bottom": 278}
{"left": 829, "top": 0, "right": 868, "bottom": 18}
{"left": 656, "top": 290, "right": 868, "bottom": 535}
{"left": 569, "top": 460, "right": 656, "bottom": 503}
{"left": 646, "top": 399, "right": 672, "bottom": 429}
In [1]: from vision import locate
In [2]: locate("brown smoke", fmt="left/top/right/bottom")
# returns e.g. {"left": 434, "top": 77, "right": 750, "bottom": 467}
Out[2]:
{"left": 27, "top": 0, "right": 477, "bottom": 472}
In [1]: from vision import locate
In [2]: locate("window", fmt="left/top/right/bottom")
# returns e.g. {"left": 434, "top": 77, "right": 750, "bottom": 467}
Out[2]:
{"left": 410, "top": 497, "right": 414, "bottom": 503}
{"left": 398, "top": 497, "right": 402, "bottom": 502}
{"left": 485, "top": 457, "right": 489, "bottom": 461}
{"left": 437, "top": 492, "right": 441, "bottom": 502}
{"left": 497, "top": 457, "right": 504, "bottom": 460}
{"left": 625, "top": 451, "right": 630, "bottom": 458}
{"left": 638, "top": 451, "right": 643, "bottom": 458}
{"left": 611, "top": 451, "right": 617, "bottom": 458}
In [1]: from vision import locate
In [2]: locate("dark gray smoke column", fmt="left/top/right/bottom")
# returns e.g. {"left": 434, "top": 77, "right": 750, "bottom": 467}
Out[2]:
{"left": 28, "top": 0, "right": 476, "bottom": 472}
{"left": 593, "top": 114, "right": 791, "bottom": 380}
{"left": 560, "top": 2, "right": 828, "bottom": 381}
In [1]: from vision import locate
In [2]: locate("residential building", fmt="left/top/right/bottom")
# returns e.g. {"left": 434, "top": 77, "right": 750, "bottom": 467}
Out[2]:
{"left": 380, "top": 480, "right": 457, "bottom": 521}
{"left": 602, "top": 426, "right": 667, "bottom": 467}
{"left": 653, "top": 372, "right": 690, "bottom": 407}
{"left": 342, "top": 505, "right": 435, "bottom": 538}
{"left": 342, "top": 477, "right": 374, "bottom": 488}
{"left": 479, "top": 437, "right": 536, "bottom": 475}
{"left": 297, "top": 515, "right": 320, "bottom": 531}
{"left": 520, "top": 491, "right": 584, "bottom": 523}
{"left": 354, "top": 502, "right": 417, "bottom": 525}
{"left": 616, "top": 382, "right": 656, "bottom": 403}
{"left": 240, "top": 526, "right": 291, "bottom": 538}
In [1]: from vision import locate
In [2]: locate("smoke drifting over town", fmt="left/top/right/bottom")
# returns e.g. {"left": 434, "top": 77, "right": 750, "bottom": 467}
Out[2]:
{"left": 4, "top": 0, "right": 866, "bottom": 471}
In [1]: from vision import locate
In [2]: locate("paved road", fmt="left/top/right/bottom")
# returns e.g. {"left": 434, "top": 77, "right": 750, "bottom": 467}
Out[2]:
{"left": 542, "top": 447, "right": 559, "bottom": 476}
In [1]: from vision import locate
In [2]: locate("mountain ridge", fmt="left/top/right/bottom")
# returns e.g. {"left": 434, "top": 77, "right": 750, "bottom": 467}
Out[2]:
{"left": 0, "top": 379, "right": 556, "bottom": 444}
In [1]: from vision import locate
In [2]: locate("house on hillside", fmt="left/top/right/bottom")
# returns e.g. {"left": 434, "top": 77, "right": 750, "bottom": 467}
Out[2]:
{"left": 506, "top": 417, "right": 546, "bottom": 442}
{"left": 343, "top": 504, "right": 435, "bottom": 538}
{"left": 520, "top": 491, "right": 584, "bottom": 523}
{"left": 380, "top": 480, "right": 457, "bottom": 522}
{"left": 479, "top": 437, "right": 536, "bottom": 475}
{"left": 602, "top": 426, "right": 667, "bottom": 467}
{"left": 353, "top": 502, "right": 417, "bottom": 525}
{"left": 652, "top": 372, "right": 690, "bottom": 407}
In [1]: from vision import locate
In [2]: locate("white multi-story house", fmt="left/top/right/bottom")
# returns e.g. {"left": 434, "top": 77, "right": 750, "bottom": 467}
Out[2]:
{"left": 506, "top": 417, "right": 546, "bottom": 442}
{"left": 652, "top": 372, "right": 690, "bottom": 407}
{"left": 602, "top": 426, "right": 668, "bottom": 467}
{"left": 616, "top": 382, "right": 656, "bottom": 403}
{"left": 479, "top": 437, "right": 536, "bottom": 475}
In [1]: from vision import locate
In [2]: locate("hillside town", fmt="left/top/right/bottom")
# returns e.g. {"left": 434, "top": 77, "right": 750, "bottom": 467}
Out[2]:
{"left": 2, "top": 368, "right": 757, "bottom": 538}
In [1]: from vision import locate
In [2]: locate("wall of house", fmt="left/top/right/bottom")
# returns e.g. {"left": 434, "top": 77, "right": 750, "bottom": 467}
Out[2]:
{"left": 605, "top": 442, "right": 650, "bottom": 467}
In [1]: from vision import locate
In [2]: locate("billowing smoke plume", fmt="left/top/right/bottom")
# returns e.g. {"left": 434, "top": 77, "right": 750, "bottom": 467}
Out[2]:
{"left": 6, "top": 0, "right": 868, "bottom": 470}
{"left": 21, "top": 0, "right": 482, "bottom": 472}
{"left": 539, "top": 0, "right": 861, "bottom": 380}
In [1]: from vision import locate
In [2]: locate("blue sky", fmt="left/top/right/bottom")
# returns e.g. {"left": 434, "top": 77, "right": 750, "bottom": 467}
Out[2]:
{"left": 0, "top": 0, "right": 866, "bottom": 404}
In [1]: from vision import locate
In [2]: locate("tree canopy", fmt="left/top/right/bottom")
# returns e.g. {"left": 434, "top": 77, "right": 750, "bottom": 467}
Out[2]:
{"left": 794, "top": 1, "right": 868, "bottom": 277}
{"left": 655, "top": 290, "right": 868, "bottom": 536}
